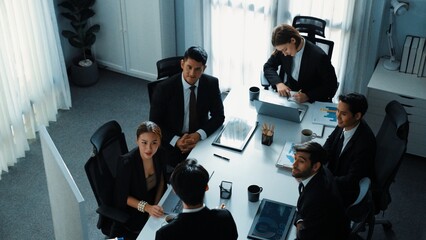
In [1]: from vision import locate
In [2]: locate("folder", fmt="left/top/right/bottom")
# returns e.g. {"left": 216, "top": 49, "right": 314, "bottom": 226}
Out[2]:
{"left": 406, "top": 37, "right": 419, "bottom": 74}
{"left": 418, "top": 46, "right": 426, "bottom": 78}
{"left": 413, "top": 37, "right": 426, "bottom": 75}
{"left": 400, "top": 35, "right": 413, "bottom": 73}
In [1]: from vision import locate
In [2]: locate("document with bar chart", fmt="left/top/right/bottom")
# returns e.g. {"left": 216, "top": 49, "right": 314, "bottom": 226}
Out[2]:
{"left": 311, "top": 101, "right": 338, "bottom": 127}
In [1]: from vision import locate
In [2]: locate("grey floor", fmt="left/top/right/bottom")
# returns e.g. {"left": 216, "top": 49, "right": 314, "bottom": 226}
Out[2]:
{"left": 0, "top": 68, "right": 425, "bottom": 239}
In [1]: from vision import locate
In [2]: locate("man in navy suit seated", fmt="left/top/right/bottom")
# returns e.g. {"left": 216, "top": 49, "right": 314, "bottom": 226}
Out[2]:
{"left": 150, "top": 46, "right": 225, "bottom": 168}
{"left": 155, "top": 159, "right": 238, "bottom": 240}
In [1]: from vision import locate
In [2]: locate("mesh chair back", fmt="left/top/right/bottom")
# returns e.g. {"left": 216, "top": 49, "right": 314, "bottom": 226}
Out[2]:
{"left": 373, "top": 100, "right": 409, "bottom": 212}
{"left": 292, "top": 16, "right": 326, "bottom": 40}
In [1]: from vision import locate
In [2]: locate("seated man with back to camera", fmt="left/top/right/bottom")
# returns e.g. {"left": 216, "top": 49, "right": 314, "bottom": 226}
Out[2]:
{"left": 323, "top": 92, "right": 376, "bottom": 207}
{"left": 263, "top": 23, "right": 338, "bottom": 103}
{"left": 155, "top": 158, "right": 238, "bottom": 240}
{"left": 149, "top": 46, "right": 225, "bottom": 168}
{"left": 292, "top": 141, "right": 349, "bottom": 240}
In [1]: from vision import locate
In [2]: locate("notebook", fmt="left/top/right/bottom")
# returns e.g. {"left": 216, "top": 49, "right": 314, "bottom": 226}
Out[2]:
{"left": 247, "top": 198, "right": 296, "bottom": 240}
{"left": 253, "top": 99, "right": 308, "bottom": 123}
{"left": 161, "top": 187, "right": 183, "bottom": 215}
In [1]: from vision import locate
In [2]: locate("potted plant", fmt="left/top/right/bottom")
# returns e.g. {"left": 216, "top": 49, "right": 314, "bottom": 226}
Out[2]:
{"left": 58, "top": 0, "right": 100, "bottom": 87}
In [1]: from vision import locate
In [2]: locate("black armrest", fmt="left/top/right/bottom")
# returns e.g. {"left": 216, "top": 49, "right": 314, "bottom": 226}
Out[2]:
{"left": 96, "top": 205, "right": 130, "bottom": 223}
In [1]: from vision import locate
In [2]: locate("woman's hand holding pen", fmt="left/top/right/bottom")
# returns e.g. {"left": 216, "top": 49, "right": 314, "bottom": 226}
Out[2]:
{"left": 293, "top": 90, "right": 309, "bottom": 103}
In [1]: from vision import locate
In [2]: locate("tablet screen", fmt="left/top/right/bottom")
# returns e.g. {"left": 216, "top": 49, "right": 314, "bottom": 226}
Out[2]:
{"left": 212, "top": 117, "right": 257, "bottom": 151}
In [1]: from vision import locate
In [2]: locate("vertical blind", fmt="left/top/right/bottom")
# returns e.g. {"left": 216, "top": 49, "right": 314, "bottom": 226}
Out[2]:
{"left": 0, "top": 0, "right": 71, "bottom": 179}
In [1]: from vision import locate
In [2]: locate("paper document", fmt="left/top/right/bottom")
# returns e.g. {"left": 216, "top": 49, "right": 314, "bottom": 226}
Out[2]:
{"left": 276, "top": 141, "right": 295, "bottom": 169}
{"left": 311, "top": 101, "right": 338, "bottom": 127}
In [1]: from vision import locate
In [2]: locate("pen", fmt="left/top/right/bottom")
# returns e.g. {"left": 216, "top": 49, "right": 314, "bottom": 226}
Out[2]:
{"left": 213, "top": 153, "right": 230, "bottom": 161}
{"left": 209, "top": 171, "right": 215, "bottom": 181}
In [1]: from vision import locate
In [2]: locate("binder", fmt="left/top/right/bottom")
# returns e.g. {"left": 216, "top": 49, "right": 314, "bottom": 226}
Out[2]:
{"left": 413, "top": 37, "right": 426, "bottom": 74}
{"left": 418, "top": 46, "right": 426, "bottom": 78}
{"left": 400, "top": 35, "right": 413, "bottom": 73}
{"left": 406, "top": 37, "right": 419, "bottom": 74}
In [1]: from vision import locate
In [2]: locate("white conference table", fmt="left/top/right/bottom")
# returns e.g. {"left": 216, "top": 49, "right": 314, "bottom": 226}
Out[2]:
{"left": 138, "top": 86, "right": 335, "bottom": 240}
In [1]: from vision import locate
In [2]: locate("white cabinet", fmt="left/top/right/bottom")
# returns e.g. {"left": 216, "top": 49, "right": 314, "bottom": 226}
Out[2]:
{"left": 364, "top": 58, "right": 426, "bottom": 157}
{"left": 92, "top": 0, "right": 176, "bottom": 81}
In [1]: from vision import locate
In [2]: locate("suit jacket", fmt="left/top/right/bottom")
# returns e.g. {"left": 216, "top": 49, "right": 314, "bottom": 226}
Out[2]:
{"left": 323, "top": 119, "right": 376, "bottom": 206}
{"left": 295, "top": 168, "right": 349, "bottom": 240}
{"left": 149, "top": 73, "right": 225, "bottom": 165}
{"left": 263, "top": 40, "right": 337, "bottom": 102}
{"left": 155, "top": 207, "right": 238, "bottom": 240}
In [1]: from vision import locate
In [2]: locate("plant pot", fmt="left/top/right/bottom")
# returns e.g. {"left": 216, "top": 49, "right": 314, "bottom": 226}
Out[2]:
{"left": 70, "top": 57, "right": 99, "bottom": 87}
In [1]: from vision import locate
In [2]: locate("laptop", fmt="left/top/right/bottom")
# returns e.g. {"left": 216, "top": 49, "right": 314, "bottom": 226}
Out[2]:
{"left": 161, "top": 187, "right": 183, "bottom": 215}
{"left": 248, "top": 198, "right": 296, "bottom": 240}
{"left": 253, "top": 99, "right": 308, "bottom": 123}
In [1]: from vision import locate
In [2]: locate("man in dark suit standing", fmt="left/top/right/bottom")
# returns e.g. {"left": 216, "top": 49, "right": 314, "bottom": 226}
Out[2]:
{"left": 150, "top": 46, "right": 225, "bottom": 167}
{"left": 292, "top": 142, "right": 349, "bottom": 240}
{"left": 263, "top": 24, "right": 338, "bottom": 103}
{"left": 155, "top": 159, "right": 238, "bottom": 240}
{"left": 323, "top": 93, "right": 376, "bottom": 207}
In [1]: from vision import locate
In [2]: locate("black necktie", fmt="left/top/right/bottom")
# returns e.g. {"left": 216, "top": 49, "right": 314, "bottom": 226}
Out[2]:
{"left": 335, "top": 132, "right": 345, "bottom": 158}
{"left": 189, "top": 86, "right": 198, "bottom": 133}
{"left": 298, "top": 182, "right": 304, "bottom": 195}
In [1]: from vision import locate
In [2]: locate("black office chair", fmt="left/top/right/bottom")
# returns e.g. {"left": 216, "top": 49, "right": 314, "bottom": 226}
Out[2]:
{"left": 292, "top": 15, "right": 334, "bottom": 59}
{"left": 84, "top": 120, "right": 130, "bottom": 237}
{"left": 372, "top": 100, "right": 409, "bottom": 230}
{"left": 156, "top": 56, "right": 183, "bottom": 80}
{"left": 346, "top": 177, "right": 375, "bottom": 240}
{"left": 148, "top": 56, "right": 183, "bottom": 103}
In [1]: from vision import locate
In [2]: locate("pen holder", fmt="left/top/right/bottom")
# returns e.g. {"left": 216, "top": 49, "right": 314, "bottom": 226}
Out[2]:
{"left": 220, "top": 181, "right": 233, "bottom": 199}
{"left": 261, "top": 132, "right": 273, "bottom": 146}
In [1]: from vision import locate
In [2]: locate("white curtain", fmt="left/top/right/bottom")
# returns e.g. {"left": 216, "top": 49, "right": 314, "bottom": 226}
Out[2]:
{"left": 208, "top": 0, "right": 276, "bottom": 90}
{"left": 0, "top": 0, "right": 71, "bottom": 179}
{"left": 206, "top": 0, "right": 375, "bottom": 98}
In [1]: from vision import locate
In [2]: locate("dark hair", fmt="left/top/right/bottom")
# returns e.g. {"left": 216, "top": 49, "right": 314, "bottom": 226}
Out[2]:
{"left": 271, "top": 24, "right": 302, "bottom": 48}
{"left": 293, "top": 141, "right": 326, "bottom": 165}
{"left": 170, "top": 158, "right": 209, "bottom": 206}
{"left": 338, "top": 93, "right": 368, "bottom": 116}
{"left": 183, "top": 46, "right": 208, "bottom": 65}
{"left": 136, "top": 121, "right": 162, "bottom": 140}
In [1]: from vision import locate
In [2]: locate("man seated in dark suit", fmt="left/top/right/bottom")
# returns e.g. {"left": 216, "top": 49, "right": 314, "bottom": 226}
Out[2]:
{"left": 263, "top": 24, "right": 338, "bottom": 103}
{"left": 323, "top": 93, "right": 376, "bottom": 207}
{"left": 292, "top": 142, "right": 349, "bottom": 240}
{"left": 149, "top": 46, "right": 225, "bottom": 167}
{"left": 155, "top": 159, "right": 238, "bottom": 240}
